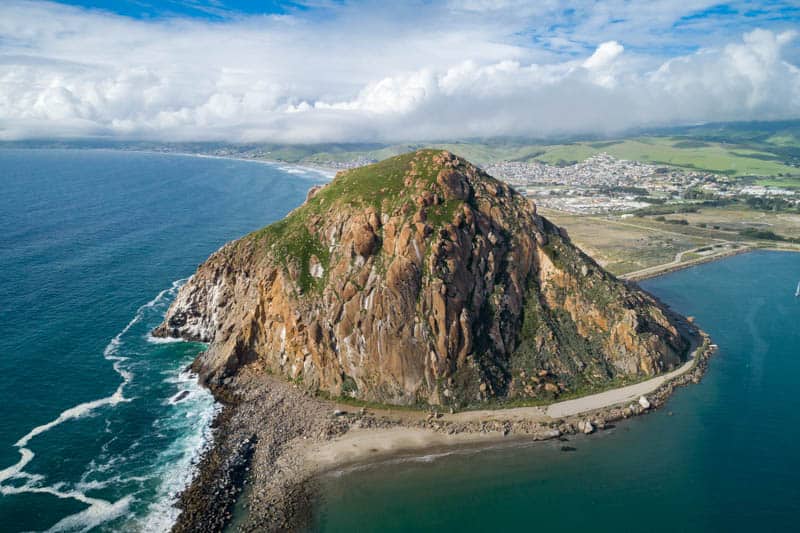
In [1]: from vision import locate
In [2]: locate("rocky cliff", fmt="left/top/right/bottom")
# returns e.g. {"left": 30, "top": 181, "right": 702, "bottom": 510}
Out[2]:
{"left": 154, "top": 150, "right": 691, "bottom": 406}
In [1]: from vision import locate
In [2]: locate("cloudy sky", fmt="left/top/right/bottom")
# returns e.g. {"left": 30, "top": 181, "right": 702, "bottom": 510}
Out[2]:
{"left": 1, "top": 0, "right": 799, "bottom": 142}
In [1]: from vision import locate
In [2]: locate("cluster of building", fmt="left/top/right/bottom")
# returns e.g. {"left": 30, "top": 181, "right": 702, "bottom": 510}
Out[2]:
{"left": 725, "top": 185, "right": 796, "bottom": 197}
{"left": 308, "top": 158, "right": 375, "bottom": 171}
{"left": 483, "top": 153, "right": 799, "bottom": 214}
{"left": 486, "top": 153, "right": 669, "bottom": 190}
{"left": 193, "top": 146, "right": 799, "bottom": 215}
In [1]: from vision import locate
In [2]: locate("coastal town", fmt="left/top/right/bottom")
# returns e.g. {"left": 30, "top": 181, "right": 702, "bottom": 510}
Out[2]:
{"left": 483, "top": 153, "right": 800, "bottom": 214}
{"left": 128, "top": 140, "right": 800, "bottom": 217}
{"left": 235, "top": 148, "right": 799, "bottom": 216}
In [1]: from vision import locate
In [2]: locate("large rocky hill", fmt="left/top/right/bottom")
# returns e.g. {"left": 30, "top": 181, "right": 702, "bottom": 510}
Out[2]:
{"left": 154, "top": 149, "right": 691, "bottom": 406}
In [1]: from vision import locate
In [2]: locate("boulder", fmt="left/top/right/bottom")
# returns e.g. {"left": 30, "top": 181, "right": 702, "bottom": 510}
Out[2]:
{"left": 639, "top": 396, "right": 651, "bottom": 410}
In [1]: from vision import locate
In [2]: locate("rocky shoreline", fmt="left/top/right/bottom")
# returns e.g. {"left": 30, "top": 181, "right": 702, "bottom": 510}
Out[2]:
{"left": 170, "top": 365, "right": 348, "bottom": 532}
{"left": 170, "top": 329, "right": 714, "bottom": 532}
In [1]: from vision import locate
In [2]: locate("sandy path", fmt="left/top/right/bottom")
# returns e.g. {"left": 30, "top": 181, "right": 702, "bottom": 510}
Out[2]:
{"left": 621, "top": 244, "right": 746, "bottom": 280}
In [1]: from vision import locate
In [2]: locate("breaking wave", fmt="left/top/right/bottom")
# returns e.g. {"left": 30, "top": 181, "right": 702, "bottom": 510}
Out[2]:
{"left": 0, "top": 279, "right": 219, "bottom": 532}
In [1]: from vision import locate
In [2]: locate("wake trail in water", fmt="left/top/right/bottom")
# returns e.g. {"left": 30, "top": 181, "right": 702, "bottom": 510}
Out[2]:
{"left": 0, "top": 279, "right": 187, "bottom": 531}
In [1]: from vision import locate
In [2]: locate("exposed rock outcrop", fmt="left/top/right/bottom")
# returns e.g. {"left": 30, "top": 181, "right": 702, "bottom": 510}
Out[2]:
{"left": 154, "top": 150, "right": 691, "bottom": 406}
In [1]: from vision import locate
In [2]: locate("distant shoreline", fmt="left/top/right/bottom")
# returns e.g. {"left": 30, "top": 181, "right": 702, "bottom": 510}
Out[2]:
{"left": 163, "top": 151, "right": 339, "bottom": 180}
{"left": 119, "top": 148, "right": 340, "bottom": 180}
{"left": 0, "top": 145, "right": 339, "bottom": 180}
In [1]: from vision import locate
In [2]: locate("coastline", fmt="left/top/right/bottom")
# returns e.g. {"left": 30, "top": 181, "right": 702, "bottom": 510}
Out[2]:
{"left": 163, "top": 152, "right": 339, "bottom": 180}
{"left": 621, "top": 245, "right": 751, "bottom": 281}
{"left": 171, "top": 323, "right": 714, "bottom": 532}
{"left": 622, "top": 245, "right": 800, "bottom": 282}
{"left": 309, "top": 332, "right": 709, "bottom": 475}
{"left": 0, "top": 145, "right": 339, "bottom": 180}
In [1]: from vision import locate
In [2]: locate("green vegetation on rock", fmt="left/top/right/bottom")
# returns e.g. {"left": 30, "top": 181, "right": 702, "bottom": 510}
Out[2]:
{"left": 255, "top": 217, "right": 330, "bottom": 294}
{"left": 247, "top": 150, "right": 471, "bottom": 293}
{"left": 163, "top": 149, "right": 693, "bottom": 407}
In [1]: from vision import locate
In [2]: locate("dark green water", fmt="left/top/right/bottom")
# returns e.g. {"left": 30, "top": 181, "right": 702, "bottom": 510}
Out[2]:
{"left": 313, "top": 251, "right": 800, "bottom": 532}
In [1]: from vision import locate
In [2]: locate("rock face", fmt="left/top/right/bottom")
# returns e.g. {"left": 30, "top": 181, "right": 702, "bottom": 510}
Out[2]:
{"left": 154, "top": 150, "right": 691, "bottom": 406}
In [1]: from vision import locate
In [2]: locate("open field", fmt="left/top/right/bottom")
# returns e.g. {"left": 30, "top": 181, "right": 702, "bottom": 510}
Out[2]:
{"left": 540, "top": 208, "right": 713, "bottom": 274}
{"left": 755, "top": 177, "right": 800, "bottom": 189}
{"left": 531, "top": 137, "right": 799, "bottom": 177}
{"left": 260, "top": 122, "right": 800, "bottom": 180}
{"left": 542, "top": 205, "right": 800, "bottom": 277}
{"left": 294, "top": 123, "right": 800, "bottom": 180}
{"left": 675, "top": 206, "right": 800, "bottom": 237}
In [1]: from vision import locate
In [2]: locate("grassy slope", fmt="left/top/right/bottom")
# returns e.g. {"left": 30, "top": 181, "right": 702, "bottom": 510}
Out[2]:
{"left": 245, "top": 150, "right": 461, "bottom": 292}
{"left": 755, "top": 178, "right": 800, "bottom": 189}
{"left": 531, "top": 138, "right": 798, "bottom": 177}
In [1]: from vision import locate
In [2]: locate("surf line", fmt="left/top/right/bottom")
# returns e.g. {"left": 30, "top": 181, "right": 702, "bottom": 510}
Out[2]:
{"left": 0, "top": 279, "right": 186, "bottom": 518}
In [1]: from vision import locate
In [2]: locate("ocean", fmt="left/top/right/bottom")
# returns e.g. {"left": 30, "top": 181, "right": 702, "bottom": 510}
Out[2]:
{"left": 2, "top": 149, "right": 798, "bottom": 532}
{"left": 0, "top": 149, "right": 328, "bottom": 532}
{"left": 312, "top": 251, "right": 800, "bottom": 532}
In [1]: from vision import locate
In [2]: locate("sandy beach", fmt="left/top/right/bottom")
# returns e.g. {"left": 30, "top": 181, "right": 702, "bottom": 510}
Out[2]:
{"left": 169, "top": 326, "right": 712, "bottom": 532}
{"left": 311, "top": 333, "right": 704, "bottom": 473}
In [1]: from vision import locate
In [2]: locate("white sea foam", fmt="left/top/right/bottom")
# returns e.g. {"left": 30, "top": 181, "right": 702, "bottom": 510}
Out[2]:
{"left": 0, "top": 279, "right": 202, "bottom": 532}
{"left": 0, "top": 448, "right": 35, "bottom": 485}
{"left": 274, "top": 164, "right": 335, "bottom": 179}
{"left": 146, "top": 334, "right": 185, "bottom": 344}
{"left": 137, "top": 377, "right": 219, "bottom": 532}
{"left": 73, "top": 471, "right": 151, "bottom": 493}
{"left": 278, "top": 166, "right": 308, "bottom": 175}
{"left": 45, "top": 495, "right": 134, "bottom": 533}
{"left": 0, "top": 477, "right": 134, "bottom": 533}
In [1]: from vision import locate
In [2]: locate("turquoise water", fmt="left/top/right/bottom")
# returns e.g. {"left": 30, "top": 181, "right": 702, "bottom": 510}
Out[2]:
{"left": 0, "top": 149, "right": 327, "bottom": 532}
{"left": 313, "top": 251, "right": 800, "bottom": 532}
{"left": 3, "top": 151, "right": 798, "bottom": 532}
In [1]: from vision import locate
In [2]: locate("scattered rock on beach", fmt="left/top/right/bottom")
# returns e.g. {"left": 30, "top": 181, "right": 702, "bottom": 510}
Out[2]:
{"left": 639, "top": 396, "right": 651, "bottom": 410}
{"left": 169, "top": 326, "right": 716, "bottom": 533}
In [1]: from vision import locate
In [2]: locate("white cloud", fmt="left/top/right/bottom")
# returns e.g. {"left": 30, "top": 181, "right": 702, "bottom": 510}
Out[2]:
{"left": 0, "top": 1, "right": 798, "bottom": 142}
{"left": 582, "top": 41, "right": 624, "bottom": 88}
